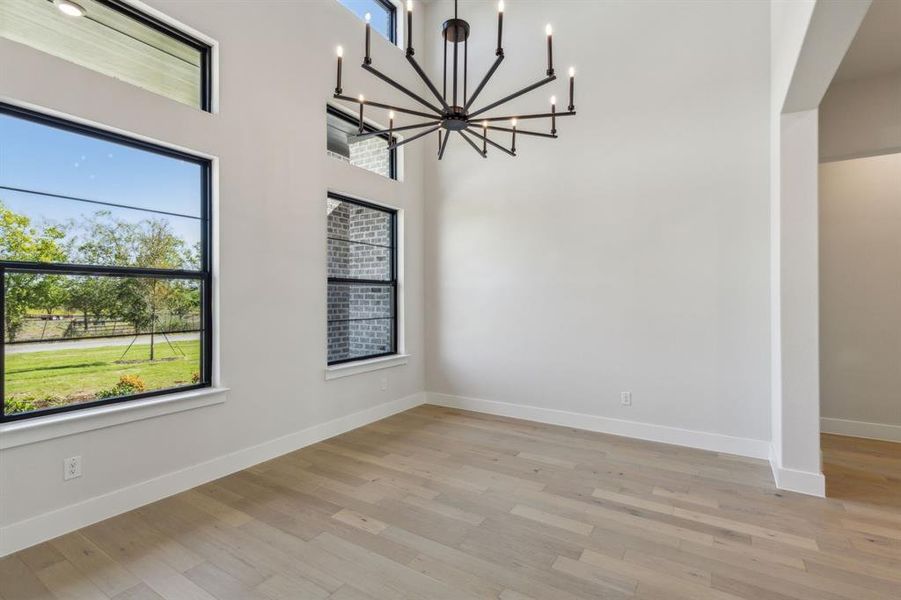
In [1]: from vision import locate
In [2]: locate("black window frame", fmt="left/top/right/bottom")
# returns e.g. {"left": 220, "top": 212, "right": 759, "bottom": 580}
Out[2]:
{"left": 0, "top": 103, "right": 213, "bottom": 423}
{"left": 378, "top": 0, "right": 398, "bottom": 45}
{"left": 337, "top": 0, "right": 397, "bottom": 44}
{"left": 327, "top": 193, "right": 398, "bottom": 366}
{"left": 327, "top": 105, "right": 398, "bottom": 180}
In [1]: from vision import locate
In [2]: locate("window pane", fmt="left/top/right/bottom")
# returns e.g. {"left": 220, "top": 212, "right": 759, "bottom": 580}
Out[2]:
{"left": 336, "top": 0, "right": 394, "bottom": 41}
{"left": 328, "top": 319, "right": 394, "bottom": 363}
{"left": 327, "top": 198, "right": 393, "bottom": 246}
{"left": 327, "top": 239, "right": 392, "bottom": 281}
{"left": 327, "top": 110, "right": 394, "bottom": 179}
{"left": 328, "top": 283, "right": 394, "bottom": 321}
{"left": 0, "top": 111, "right": 203, "bottom": 270}
{"left": 326, "top": 196, "right": 396, "bottom": 364}
{"left": 4, "top": 272, "right": 203, "bottom": 417}
{"left": 0, "top": 0, "right": 208, "bottom": 109}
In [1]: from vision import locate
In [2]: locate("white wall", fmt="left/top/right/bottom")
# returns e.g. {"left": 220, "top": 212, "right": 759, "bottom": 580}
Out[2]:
{"left": 423, "top": 0, "right": 772, "bottom": 449}
{"left": 819, "top": 153, "right": 901, "bottom": 438}
{"left": 776, "top": 108, "right": 823, "bottom": 486}
{"left": 819, "top": 69, "right": 901, "bottom": 162}
{"left": 0, "top": 0, "right": 427, "bottom": 554}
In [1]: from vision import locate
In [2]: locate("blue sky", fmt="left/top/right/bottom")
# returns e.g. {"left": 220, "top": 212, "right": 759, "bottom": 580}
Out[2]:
{"left": 0, "top": 113, "right": 202, "bottom": 250}
{"left": 338, "top": 0, "right": 394, "bottom": 40}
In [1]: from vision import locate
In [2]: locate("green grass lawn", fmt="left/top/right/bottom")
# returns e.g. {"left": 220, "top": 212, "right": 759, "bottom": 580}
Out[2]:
{"left": 5, "top": 340, "right": 200, "bottom": 412}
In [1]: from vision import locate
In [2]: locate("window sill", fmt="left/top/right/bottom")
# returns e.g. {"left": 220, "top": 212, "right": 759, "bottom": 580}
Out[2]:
{"left": 325, "top": 354, "right": 409, "bottom": 380}
{"left": 0, "top": 387, "right": 229, "bottom": 450}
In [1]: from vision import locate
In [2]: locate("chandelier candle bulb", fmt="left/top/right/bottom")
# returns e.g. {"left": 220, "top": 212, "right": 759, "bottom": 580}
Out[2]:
{"left": 364, "top": 13, "right": 371, "bottom": 64}
{"left": 546, "top": 23, "right": 554, "bottom": 75}
{"left": 568, "top": 67, "right": 575, "bottom": 111}
{"left": 406, "top": 0, "right": 413, "bottom": 53}
{"left": 335, "top": 46, "right": 343, "bottom": 94}
{"left": 388, "top": 111, "right": 395, "bottom": 147}
{"left": 550, "top": 96, "right": 557, "bottom": 135}
{"left": 497, "top": 1, "right": 504, "bottom": 54}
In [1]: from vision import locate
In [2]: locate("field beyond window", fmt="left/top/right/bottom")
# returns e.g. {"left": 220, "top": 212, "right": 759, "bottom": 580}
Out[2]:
{"left": 1, "top": 106, "right": 210, "bottom": 420}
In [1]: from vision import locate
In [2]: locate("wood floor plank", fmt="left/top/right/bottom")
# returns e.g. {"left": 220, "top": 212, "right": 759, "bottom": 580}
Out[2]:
{"left": 4, "top": 406, "right": 900, "bottom": 600}
{"left": 50, "top": 533, "right": 139, "bottom": 598}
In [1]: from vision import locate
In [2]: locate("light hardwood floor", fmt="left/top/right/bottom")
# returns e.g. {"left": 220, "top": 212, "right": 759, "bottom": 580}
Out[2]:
{"left": 823, "top": 433, "right": 901, "bottom": 508}
{"left": 2, "top": 405, "right": 900, "bottom": 599}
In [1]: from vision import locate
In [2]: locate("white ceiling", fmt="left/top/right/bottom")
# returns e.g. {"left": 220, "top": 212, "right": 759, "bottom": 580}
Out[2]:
{"left": 833, "top": 0, "right": 901, "bottom": 83}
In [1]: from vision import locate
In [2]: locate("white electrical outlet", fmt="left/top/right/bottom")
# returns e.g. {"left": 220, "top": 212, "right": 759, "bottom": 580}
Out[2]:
{"left": 380, "top": 376, "right": 388, "bottom": 391}
{"left": 64, "top": 456, "right": 82, "bottom": 480}
{"left": 620, "top": 392, "right": 632, "bottom": 406}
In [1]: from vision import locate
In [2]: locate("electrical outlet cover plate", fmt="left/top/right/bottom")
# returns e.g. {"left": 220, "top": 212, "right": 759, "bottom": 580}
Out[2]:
{"left": 620, "top": 392, "right": 632, "bottom": 406}
{"left": 64, "top": 456, "right": 82, "bottom": 480}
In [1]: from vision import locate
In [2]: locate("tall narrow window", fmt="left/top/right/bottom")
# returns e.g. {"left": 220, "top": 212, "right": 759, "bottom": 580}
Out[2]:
{"left": 0, "top": 104, "right": 212, "bottom": 422}
{"left": 327, "top": 107, "right": 397, "bottom": 180}
{"left": 336, "top": 0, "right": 397, "bottom": 43}
{"left": 327, "top": 194, "right": 397, "bottom": 364}
{"left": 0, "top": 0, "right": 211, "bottom": 111}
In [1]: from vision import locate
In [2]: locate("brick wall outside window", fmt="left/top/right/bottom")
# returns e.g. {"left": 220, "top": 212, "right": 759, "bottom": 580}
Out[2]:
{"left": 327, "top": 198, "right": 395, "bottom": 363}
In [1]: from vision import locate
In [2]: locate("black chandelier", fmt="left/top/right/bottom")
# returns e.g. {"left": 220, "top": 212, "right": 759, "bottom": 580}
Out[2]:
{"left": 332, "top": 0, "right": 576, "bottom": 159}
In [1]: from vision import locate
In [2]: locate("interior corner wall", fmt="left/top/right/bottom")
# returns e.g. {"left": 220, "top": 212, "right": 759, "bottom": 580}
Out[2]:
{"left": 0, "top": 0, "right": 428, "bottom": 555}
{"left": 819, "top": 153, "right": 901, "bottom": 438}
{"left": 423, "top": 0, "right": 772, "bottom": 451}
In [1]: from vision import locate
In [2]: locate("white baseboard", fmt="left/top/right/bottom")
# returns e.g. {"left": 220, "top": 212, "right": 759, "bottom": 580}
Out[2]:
{"left": 767, "top": 444, "right": 825, "bottom": 498}
{"left": 0, "top": 392, "right": 426, "bottom": 557}
{"left": 821, "top": 417, "right": 901, "bottom": 443}
{"left": 427, "top": 392, "right": 771, "bottom": 460}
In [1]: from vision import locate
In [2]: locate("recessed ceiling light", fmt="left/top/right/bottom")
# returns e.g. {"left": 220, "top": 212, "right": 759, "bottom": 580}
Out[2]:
{"left": 54, "top": 0, "right": 86, "bottom": 17}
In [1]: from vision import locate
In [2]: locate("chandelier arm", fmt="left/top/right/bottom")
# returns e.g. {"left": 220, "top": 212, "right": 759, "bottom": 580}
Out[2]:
{"left": 333, "top": 94, "right": 436, "bottom": 120}
{"left": 350, "top": 120, "right": 442, "bottom": 142}
{"left": 361, "top": 64, "right": 444, "bottom": 115}
{"left": 465, "top": 126, "right": 516, "bottom": 156}
{"left": 479, "top": 110, "right": 576, "bottom": 122}
{"left": 468, "top": 75, "right": 557, "bottom": 119}
{"left": 486, "top": 125, "right": 557, "bottom": 139}
{"left": 463, "top": 54, "right": 504, "bottom": 112}
{"left": 406, "top": 54, "right": 450, "bottom": 111}
{"left": 387, "top": 125, "right": 443, "bottom": 151}
{"left": 457, "top": 130, "right": 486, "bottom": 158}
{"left": 438, "top": 128, "right": 451, "bottom": 160}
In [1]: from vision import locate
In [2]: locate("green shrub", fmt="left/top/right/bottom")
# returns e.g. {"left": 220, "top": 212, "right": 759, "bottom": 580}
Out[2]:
{"left": 4, "top": 395, "right": 38, "bottom": 414}
{"left": 4, "top": 394, "right": 67, "bottom": 414}
{"left": 97, "top": 374, "right": 146, "bottom": 399}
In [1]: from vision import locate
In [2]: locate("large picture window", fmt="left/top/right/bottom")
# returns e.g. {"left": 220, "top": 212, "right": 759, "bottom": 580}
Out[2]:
{"left": 0, "top": 104, "right": 212, "bottom": 422}
{"left": 0, "top": 0, "right": 212, "bottom": 111}
{"left": 327, "top": 194, "right": 397, "bottom": 364}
